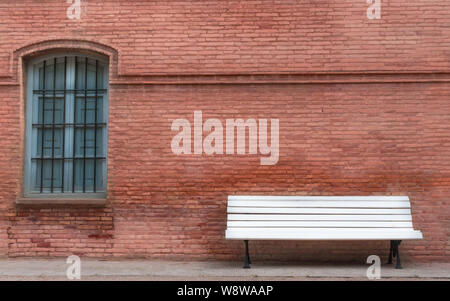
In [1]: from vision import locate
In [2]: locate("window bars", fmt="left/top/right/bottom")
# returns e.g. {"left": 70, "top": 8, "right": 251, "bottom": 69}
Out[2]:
{"left": 30, "top": 56, "right": 107, "bottom": 193}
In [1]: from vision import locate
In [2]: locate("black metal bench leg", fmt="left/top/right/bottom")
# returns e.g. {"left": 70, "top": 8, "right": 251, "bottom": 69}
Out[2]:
{"left": 243, "top": 240, "right": 251, "bottom": 269}
{"left": 388, "top": 240, "right": 393, "bottom": 264}
{"left": 394, "top": 240, "right": 402, "bottom": 269}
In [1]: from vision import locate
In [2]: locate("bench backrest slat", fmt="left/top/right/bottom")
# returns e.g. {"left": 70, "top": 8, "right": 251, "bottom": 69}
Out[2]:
{"left": 228, "top": 221, "right": 413, "bottom": 228}
{"left": 228, "top": 200, "right": 410, "bottom": 208}
{"left": 229, "top": 196, "right": 409, "bottom": 201}
{"left": 228, "top": 214, "right": 412, "bottom": 221}
{"left": 227, "top": 207, "right": 411, "bottom": 214}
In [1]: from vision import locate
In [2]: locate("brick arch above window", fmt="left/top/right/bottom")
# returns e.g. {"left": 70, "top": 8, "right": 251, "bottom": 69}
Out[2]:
{"left": 10, "top": 39, "right": 119, "bottom": 81}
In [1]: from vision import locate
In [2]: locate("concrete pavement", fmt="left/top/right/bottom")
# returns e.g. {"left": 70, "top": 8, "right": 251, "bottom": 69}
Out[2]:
{"left": 0, "top": 258, "right": 448, "bottom": 280}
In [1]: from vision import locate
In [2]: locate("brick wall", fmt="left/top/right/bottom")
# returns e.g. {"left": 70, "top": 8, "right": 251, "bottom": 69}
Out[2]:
{"left": 0, "top": 0, "right": 449, "bottom": 262}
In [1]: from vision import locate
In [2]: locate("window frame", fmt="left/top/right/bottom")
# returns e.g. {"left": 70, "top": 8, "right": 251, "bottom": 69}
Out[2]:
{"left": 24, "top": 52, "right": 109, "bottom": 199}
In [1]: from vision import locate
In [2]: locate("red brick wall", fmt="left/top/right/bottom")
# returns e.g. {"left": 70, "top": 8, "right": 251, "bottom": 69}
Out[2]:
{"left": 0, "top": 86, "right": 21, "bottom": 257}
{"left": 0, "top": 0, "right": 449, "bottom": 262}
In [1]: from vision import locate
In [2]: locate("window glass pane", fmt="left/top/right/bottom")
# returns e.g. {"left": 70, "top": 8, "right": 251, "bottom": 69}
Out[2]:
{"left": 73, "top": 159, "right": 83, "bottom": 192}
{"left": 74, "top": 128, "right": 84, "bottom": 157}
{"left": 75, "top": 59, "right": 87, "bottom": 90}
{"left": 86, "top": 97, "right": 97, "bottom": 124}
{"left": 86, "top": 60, "right": 97, "bottom": 90}
{"left": 40, "top": 160, "right": 51, "bottom": 190}
{"left": 95, "top": 160, "right": 106, "bottom": 191}
{"left": 32, "top": 160, "right": 42, "bottom": 190}
{"left": 96, "top": 127, "right": 104, "bottom": 156}
{"left": 85, "top": 128, "right": 95, "bottom": 157}
{"left": 52, "top": 129, "right": 64, "bottom": 158}
{"left": 96, "top": 96, "right": 104, "bottom": 123}
{"left": 33, "top": 160, "right": 64, "bottom": 192}
{"left": 38, "top": 96, "right": 65, "bottom": 124}
{"left": 38, "top": 64, "right": 43, "bottom": 90}
{"left": 84, "top": 159, "right": 95, "bottom": 191}
{"left": 55, "top": 59, "right": 66, "bottom": 90}
{"left": 52, "top": 160, "right": 63, "bottom": 191}
{"left": 97, "top": 65, "right": 104, "bottom": 90}
{"left": 37, "top": 128, "right": 63, "bottom": 158}
{"left": 75, "top": 97, "right": 85, "bottom": 123}
{"left": 43, "top": 62, "right": 55, "bottom": 91}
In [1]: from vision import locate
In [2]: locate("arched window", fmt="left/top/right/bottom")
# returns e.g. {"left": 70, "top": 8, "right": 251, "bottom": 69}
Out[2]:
{"left": 24, "top": 54, "right": 108, "bottom": 196}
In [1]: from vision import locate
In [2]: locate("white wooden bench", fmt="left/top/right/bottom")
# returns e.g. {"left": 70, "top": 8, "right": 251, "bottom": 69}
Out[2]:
{"left": 225, "top": 195, "right": 422, "bottom": 269}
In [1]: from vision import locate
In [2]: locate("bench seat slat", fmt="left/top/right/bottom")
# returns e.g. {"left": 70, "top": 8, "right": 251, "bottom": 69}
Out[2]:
{"left": 228, "top": 200, "right": 410, "bottom": 208}
{"left": 227, "top": 214, "right": 412, "bottom": 221}
{"left": 225, "top": 228, "right": 423, "bottom": 240}
{"left": 227, "top": 207, "right": 412, "bottom": 215}
{"left": 227, "top": 221, "right": 413, "bottom": 228}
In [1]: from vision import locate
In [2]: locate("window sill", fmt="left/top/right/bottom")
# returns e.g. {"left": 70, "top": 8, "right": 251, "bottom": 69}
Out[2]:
{"left": 15, "top": 197, "right": 107, "bottom": 207}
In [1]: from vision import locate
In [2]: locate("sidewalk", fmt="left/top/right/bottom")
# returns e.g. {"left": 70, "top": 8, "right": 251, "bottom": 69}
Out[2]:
{"left": 0, "top": 259, "right": 448, "bottom": 281}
